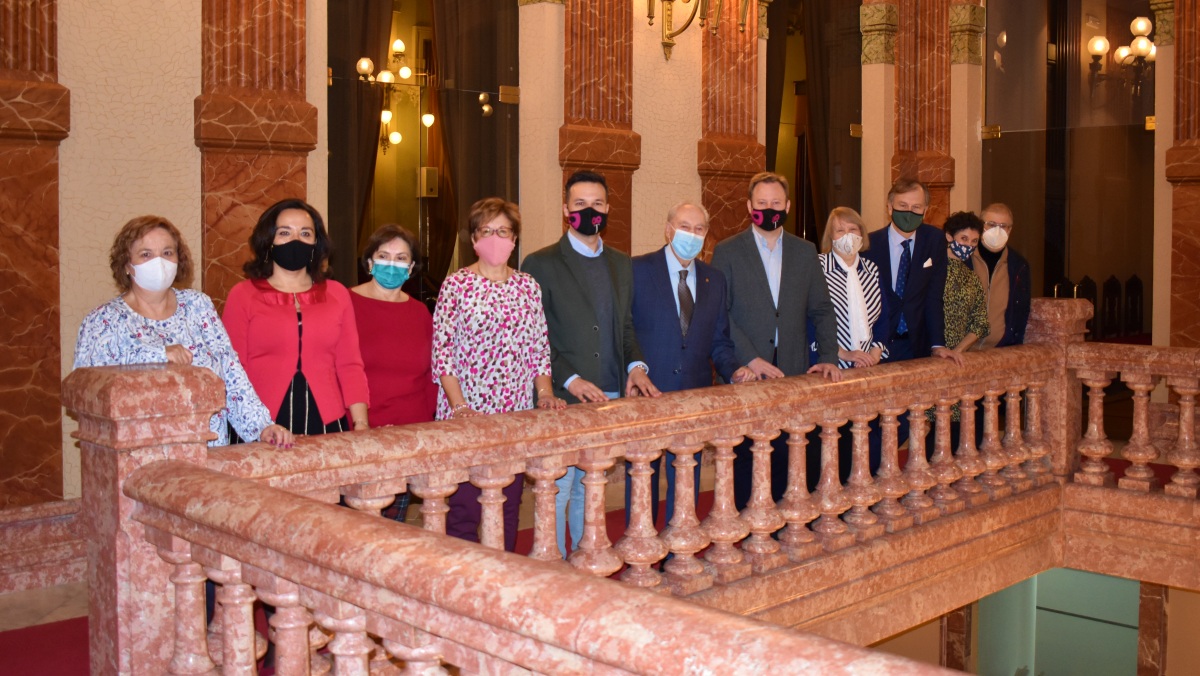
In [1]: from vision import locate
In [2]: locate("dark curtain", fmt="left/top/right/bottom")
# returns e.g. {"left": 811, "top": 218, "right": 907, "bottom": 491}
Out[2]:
{"left": 429, "top": 0, "right": 520, "bottom": 272}
{"left": 327, "top": 0, "right": 392, "bottom": 285}
{"left": 801, "top": 0, "right": 832, "bottom": 232}
{"left": 764, "top": 0, "right": 790, "bottom": 173}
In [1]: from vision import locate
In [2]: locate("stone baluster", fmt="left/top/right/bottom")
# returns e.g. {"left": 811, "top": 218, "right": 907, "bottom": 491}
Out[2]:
{"left": 204, "top": 563, "right": 258, "bottom": 674}
{"left": 409, "top": 472, "right": 462, "bottom": 534}
{"left": 342, "top": 492, "right": 396, "bottom": 517}
{"left": 308, "top": 625, "right": 333, "bottom": 675}
{"left": 1118, "top": 372, "right": 1162, "bottom": 491}
{"left": 614, "top": 445, "right": 667, "bottom": 588}
{"left": 660, "top": 444, "right": 714, "bottom": 594}
{"left": 739, "top": 430, "right": 788, "bottom": 573}
{"left": 811, "top": 420, "right": 856, "bottom": 551}
{"left": 1022, "top": 380, "right": 1054, "bottom": 486}
{"left": 470, "top": 465, "right": 519, "bottom": 550}
{"left": 146, "top": 529, "right": 216, "bottom": 676}
{"left": 977, "top": 387, "right": 1013, "bottom": 499}
{"left": 928, "top": 398, "right": 965, "bottom": 514}
{"left": 525, "top": 458, "right": 569, "bottom": 563}
{"left": 871, "top": 408, "right": 915, "bottom": 532}
{"left": 1000, "top": 385, "right": 1033, "bottom": 492}
{"left": 1074, "top": 370, "right": 1116, "bottom": 485}
{"left": 775, "top": 425, "right": 823, "bottom": 560}
{"left": 313, "top": 605, "right": 372, "bottom": 676}
{"left": 248, "top": 573, "right": 311, "bottom": 676}
{"left": 700, "top": 436, "right": 752, "bottom": 584}
{"left": 1166, "top": 377, "right": 1200, "bottom": 498}
{"left": 901, "top": 405, "right": 940, "bottom": 524}
{"left": 952, "top": 392, "right": 988, "bottom": 507}
{"left": 842, "top": 416, "right": 885, "bottom": 541}
{"left": 568, "top": 452, "right": 623, "bottom": 577}
{"left": 383, "top": 638, "right": 449, "bottom": 676}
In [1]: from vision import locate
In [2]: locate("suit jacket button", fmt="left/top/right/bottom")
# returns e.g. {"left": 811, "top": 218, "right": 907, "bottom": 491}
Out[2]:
{"left": 593, "top": 352, "right": 599, "bottom": 358}
{"left": 592, "top": 325, "right": 599, "bottom": 331}
{"left": 769, "top": 338, "right": 774, "bottom": 345}
{"left": 681, "top": 343, "right": 687, "bottom": 350}
{"left": 775, "top": 311, "right": 780, "bottom": 318}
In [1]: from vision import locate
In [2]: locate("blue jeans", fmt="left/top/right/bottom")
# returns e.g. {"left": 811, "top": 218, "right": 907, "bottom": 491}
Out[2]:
{"left": 555, "top": 466, "right": 586, "bottom": 557}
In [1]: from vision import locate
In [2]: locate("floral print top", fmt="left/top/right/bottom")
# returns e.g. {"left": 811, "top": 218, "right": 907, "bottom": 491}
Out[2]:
{"left": 432, "top": 269, "right": 553, "bottom": 419}
{"left": 73, "top": 289, "right": 274, "bottom": 446}
{"left": 944, "top": 257, "right": 990, "bottom": 350}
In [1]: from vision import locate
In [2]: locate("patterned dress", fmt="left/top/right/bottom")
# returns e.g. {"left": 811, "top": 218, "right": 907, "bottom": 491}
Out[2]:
{"left": 432, "top": 269, "right": 552, "bottom": 418}
{"left": 73, "top": 289, "right": 274, "bottom": 446}
{"left": 944, "top": 257, "right": 990, "bottom": 350}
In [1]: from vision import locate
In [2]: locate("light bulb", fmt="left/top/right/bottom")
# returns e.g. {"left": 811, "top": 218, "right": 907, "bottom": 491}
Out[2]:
{"left": 1147, "top": 44, "right": 1157, "bottom": 63}
{"left": 1131, "top": 36, "right": 1153, "bottom": 58}
{"left": 481, "top": 104, "right": 493, "bottom": 117}
{"left": 377, "top": 69, "right": 396, "bottom": 84}
{"left": 389, "top": 131, "right": 402, "bottom": 145}
{"left": 421, "top": 113, "right": 435, "bottom": 128}
{"left": 399, "top": 65, "right": 413, "bottom": 80}
{"left": 380, "top": 109, "right": 392, "bottom": 124}
{"left": 1114, "top": 45, "right": 1133, "bottom": 64}
{"left": 996, "top": 31, "right": 1007, "bottom": 49}
{"left": 393, "top": 38, "right": 406, "bottom": 54}
{"left": 1087, "top": 35, "right": 1110, "bottom": 57}
{"left": 1130, "top": 16, "right": 1153, "bottom": 37}
{"left": 356, "top": 57, "right": 374, "bottom": 76}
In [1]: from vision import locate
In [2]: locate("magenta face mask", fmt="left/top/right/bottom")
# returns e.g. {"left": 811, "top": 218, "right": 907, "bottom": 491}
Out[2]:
{"left": 568, "top": 207, "right": 607, "bottom": 236}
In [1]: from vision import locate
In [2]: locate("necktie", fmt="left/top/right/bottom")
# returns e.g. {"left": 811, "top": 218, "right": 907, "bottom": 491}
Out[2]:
{"left": 896, "top": 239, "right": 911, "bottom": 334}
{"left": 678, "top": 269, "right": 694, "bottom": 336}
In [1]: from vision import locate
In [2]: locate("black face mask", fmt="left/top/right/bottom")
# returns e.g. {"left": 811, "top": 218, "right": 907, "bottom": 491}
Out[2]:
{"left": 568, "top": 207, "right": 608, "bottom": 236}
{"left": 751, "top": 208, "right": 788, "bottom": 231}
{"left": 271, "top": 240, "right": 315, "bottom": 271}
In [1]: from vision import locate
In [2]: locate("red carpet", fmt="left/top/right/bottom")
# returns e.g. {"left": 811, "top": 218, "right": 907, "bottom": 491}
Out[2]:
{"left": 0, "top": 616, "right": 89, "bottom": 675}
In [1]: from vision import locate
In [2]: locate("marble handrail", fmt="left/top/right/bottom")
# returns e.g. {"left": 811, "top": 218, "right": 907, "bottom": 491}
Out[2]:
{"left": 125, "top": 460, "right": 953, "bottom": 675}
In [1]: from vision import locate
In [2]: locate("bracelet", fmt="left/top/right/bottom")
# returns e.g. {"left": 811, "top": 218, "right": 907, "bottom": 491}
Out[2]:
{"left": 632, "top": 364, "right": 649, "bottom": 374}
{"left": 452, "top": 403, "right": 470, "bottom": 412}
{"left": 353, "top": 419, "right": 368, "bottom": 427}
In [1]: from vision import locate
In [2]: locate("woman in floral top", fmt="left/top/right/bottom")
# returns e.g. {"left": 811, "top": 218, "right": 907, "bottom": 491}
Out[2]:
{"left": 74, "top": 215, "right": 291, "bottom": 448}
{"left": 432, "top": 198, "right": 565, "bottom": 551}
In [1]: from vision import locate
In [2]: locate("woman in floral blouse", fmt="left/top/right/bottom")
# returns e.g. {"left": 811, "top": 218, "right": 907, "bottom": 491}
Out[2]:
{"left": 432, "top": 197, "right": 565, "bottom": 551}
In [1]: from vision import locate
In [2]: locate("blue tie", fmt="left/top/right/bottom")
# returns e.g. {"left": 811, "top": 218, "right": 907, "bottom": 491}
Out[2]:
{"left": 896, "top": 239, "right": 911, "bottom": 334}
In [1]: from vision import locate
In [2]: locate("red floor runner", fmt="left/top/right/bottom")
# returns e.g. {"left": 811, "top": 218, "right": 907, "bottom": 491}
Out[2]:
{"left": 0, "top": 616, "right": 89, "bottom": 675}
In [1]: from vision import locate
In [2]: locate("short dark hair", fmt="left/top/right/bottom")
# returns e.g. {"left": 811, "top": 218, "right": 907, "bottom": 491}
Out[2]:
{"left": 243, "top": 198, "right": 332, "bottom": 281}
{"left": 943, "top": 210, "right": 984, "bottom": 237}
{"left": 360, "top": 224, "right": 419, "bottom": 273}
{"left": 467, "top": 197, "right": 521, "bottom": 240}
{"left": 887, "top": 178, "right": 930, "bottom": 206}
{"left": 564, "top": 170, "right": 608, "bottom": 200}
{"left": 109, "top": 215, "right": 194, "bottom": 293}
{"left": 748, "top": 171, "right": 790, "bottom": 201}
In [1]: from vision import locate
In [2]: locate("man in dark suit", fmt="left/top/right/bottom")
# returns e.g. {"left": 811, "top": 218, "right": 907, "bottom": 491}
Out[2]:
{"left": 628, "top": 202, "right": 754, "bottom": 527}
{"left": 711, "top": 171, "right": 840, "bottom": 510}
{"left": 522, "top": 170, "right": 660, "bottom": 558}
{"left": 863, "top": 178, "right": 964, "bottom": 367}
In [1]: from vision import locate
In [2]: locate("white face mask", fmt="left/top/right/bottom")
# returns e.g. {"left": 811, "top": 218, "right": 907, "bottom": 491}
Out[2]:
{"left": 832, "top": 232, "right": 863, "bottom": 257}
{"left": 130, "top": 257, "right": 178, "bottom": 292}
{"left": 981, "top": 226, "right": 1009, "bottom": 252}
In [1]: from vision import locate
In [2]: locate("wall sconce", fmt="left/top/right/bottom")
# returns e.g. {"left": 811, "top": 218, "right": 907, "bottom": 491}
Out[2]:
{"left": 392, "top": 39, "right": 413, "bottom": 80}
{"left": 1088, "top": 17, "right": 1155, "bottom": 100}
{"left": 645, "top": 0, "right": 754, "bottom": 61}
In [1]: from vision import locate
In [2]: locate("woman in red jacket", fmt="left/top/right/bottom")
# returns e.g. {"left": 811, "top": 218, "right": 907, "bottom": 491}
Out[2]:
{"left": 224, "top": 199, "right": 370, "bottom": 436}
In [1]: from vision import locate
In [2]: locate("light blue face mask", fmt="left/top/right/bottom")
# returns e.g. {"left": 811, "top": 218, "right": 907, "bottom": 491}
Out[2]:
{"left": 670, "top": 228, "right": 705, "bottom": 261}
{"left": 371, "top": 259, "right": 411, "bottom": 289}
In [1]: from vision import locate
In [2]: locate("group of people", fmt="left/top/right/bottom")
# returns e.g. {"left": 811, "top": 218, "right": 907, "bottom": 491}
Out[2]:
{"left": 72, "top": 169, "right": 1029, "bottom": 559}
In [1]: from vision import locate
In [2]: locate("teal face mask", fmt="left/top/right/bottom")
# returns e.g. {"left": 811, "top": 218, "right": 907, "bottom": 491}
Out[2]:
{"left": 891, "top": 209, "right": 923, "bottom": 233}
{"left": 372, "top": 260, "right": 411, "bottom": 289}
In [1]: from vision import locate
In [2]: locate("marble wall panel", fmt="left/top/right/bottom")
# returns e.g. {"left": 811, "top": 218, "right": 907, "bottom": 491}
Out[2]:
{"left": 1138, "top": 583, "right": 1167, "bottom": 676}
{"left": 201, "top": 152, "right": 309, "bottom": 305}
{"left": 1168, "top": 1, "right": 1200, "bottom": 347}
{"left": 698, "top": 137, "right": 766, "bottom": 246}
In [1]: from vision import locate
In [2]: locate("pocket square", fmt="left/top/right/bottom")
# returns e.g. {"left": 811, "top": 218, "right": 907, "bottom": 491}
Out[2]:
{"left": 922, "top": 258, "right": 933, "bottom": 268}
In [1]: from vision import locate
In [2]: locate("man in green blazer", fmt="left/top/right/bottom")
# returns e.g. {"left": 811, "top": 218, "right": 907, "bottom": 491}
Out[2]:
{"left": 522, "top": 170, "right": 660, "bottom": 557}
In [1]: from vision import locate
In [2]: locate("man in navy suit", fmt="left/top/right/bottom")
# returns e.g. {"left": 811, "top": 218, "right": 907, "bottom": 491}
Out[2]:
{"left": 863, "top": 178, "right": 964, "bottom": 366}
{"left": 628, "top": 202, "right": 753, "bottom": 527}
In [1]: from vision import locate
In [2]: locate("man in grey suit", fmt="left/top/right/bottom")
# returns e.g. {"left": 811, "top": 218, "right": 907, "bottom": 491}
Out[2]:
{"left": 522, "top": 170, "right": 660, "bottom": 557}
{"left": 711, "top": 171, "right": 840, "bottom": 510}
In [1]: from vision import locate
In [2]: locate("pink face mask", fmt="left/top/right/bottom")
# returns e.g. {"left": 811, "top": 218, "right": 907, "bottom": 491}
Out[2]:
{"left": 473, "top": 234, "right": 515, "bottom": 266}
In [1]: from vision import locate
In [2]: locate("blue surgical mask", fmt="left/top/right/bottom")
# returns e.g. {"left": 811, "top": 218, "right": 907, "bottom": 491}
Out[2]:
{"left": 670, "top": 228, "right": 705, "bottom": 261}
{"left": 371, "top": 259, "right": 411, "bottom": 289}
{"left": 949, "top": 242, "right": 976, "bottom": 262}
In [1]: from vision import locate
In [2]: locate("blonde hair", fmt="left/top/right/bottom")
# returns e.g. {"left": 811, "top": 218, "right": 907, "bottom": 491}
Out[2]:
{"left": 820, "top": 207, "right": 870, "bottom": 254}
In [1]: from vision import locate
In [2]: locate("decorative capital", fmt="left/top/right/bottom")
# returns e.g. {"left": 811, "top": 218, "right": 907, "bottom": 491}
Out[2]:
{"left": 860, "top": 3, "right": 899, "bottom": 65}
{"left": 949, "top": 4, "right": 986, "bottom": 66}
{"left": 758, "top": 0, "right": 771, "bottom": 40}
{"left": 517, "top": 0, "right": 564, "bottom": 5}
{"left": 1150, "top": 0, "right": 1174, "bottom": 47}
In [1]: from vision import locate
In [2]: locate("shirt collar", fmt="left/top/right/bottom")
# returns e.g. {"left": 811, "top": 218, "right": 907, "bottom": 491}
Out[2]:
{"left": 664, "top": 246, "right": 693, "bottom": 277}
{"left": 751, "top": 227, "right": 781, "bottom": 253}
{"left": 566, "top": 229, "right": 604, "bottom": 258}
{"left": 887, "top": 224, "right": 915, "bottom": 250}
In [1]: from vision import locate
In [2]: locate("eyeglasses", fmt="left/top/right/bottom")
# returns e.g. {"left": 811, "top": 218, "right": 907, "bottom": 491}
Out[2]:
{"left": 984, "top": 221, "right": 1013, "bottom": 232}
{"left": 476, "top": 227, "right": 514, "bottom": 239}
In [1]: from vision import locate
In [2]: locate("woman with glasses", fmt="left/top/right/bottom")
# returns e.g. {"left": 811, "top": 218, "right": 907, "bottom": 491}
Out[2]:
{"left": 432, "top": 197, "right": 565, "bottom": 551}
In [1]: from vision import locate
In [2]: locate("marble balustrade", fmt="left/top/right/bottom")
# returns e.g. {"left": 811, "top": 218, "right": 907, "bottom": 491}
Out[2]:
{"left": 58, "top": 297, "right": 1200, "bottom": 672}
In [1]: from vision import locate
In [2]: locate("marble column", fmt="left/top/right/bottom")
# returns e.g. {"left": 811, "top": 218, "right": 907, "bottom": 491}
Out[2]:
{"left": 62, "top": 364, "right": 224, "bottom": 675}
{"left": 1167, "top": 1, "right": 1200, "bottom": 349}
{"left": 948, "top": 1, "right": 984, "bottom": 213}
{"left": 518, "top": 0, "right": 567, "bottom": 259}
{"left": 892, "top": 0, "right": 954, "bottom": 226}
{"left": 0, "top": 0, "right": 69, "bottom": 508}
{"left": 860, "top": 1, "right": 898, "bottom": 229}
{"left": 1149, "top": 0, "right": 1175, "bottom": 349}
{"left": 559, "top": 0, "right": 640, "bottom": 253}
{"left": 196, "top": 0, "right": 318, "bottom": 305}
{"left": 699, "top": 0, "right": 766, "bottom": 245}
{"left": 1024, "top": 298, "right": 1092, "bottom": 480}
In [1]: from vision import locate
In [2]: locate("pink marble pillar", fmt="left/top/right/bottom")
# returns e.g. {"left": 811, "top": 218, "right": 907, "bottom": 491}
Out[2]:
{"left": 928, "top": 399, "right": 964, "bottom": 514}
{"left": 776, "top": 424, "right": 823, "bottom": 559}
{"left": 1167, "top": 1, "right": 1200, "bottom": 348}
{"left": 559, "top": 0, "right": 639, "bottom": 253}
{"left": 568, "top": 452, "right": 622, "bottom": 577}
{"left": 62, "top": 364, "right": 225, "bottom": 675}
{"left": 1165, "top": 377, "right": 1200, "bottom": 497}
{"left": 871, "top": 407, "right": 914, "bottom": 532}
{"left": 614, "top": 445, "right": 667, "bottom": 588}
{"left": 700, "top": 436, "right": 752, "bottom": 583}
{"left": 0, "top": 0, "right": 68, "bottom": 508}
{"left": 525, "top": 458, "right": 569, "bottom": 563}
{"left": 196, "top": 0, "right": 317, "bottom": 304}
{"left": 1024, "top": 298, "right": 1092, "bottom": 479}
{"left": 953, "top": 392, "right": 988, "bottom": 507}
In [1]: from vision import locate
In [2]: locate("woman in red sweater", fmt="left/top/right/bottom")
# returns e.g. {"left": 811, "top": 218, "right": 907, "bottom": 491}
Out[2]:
{"left": 223, "top": 199, "right": 370, "bottom": 435}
